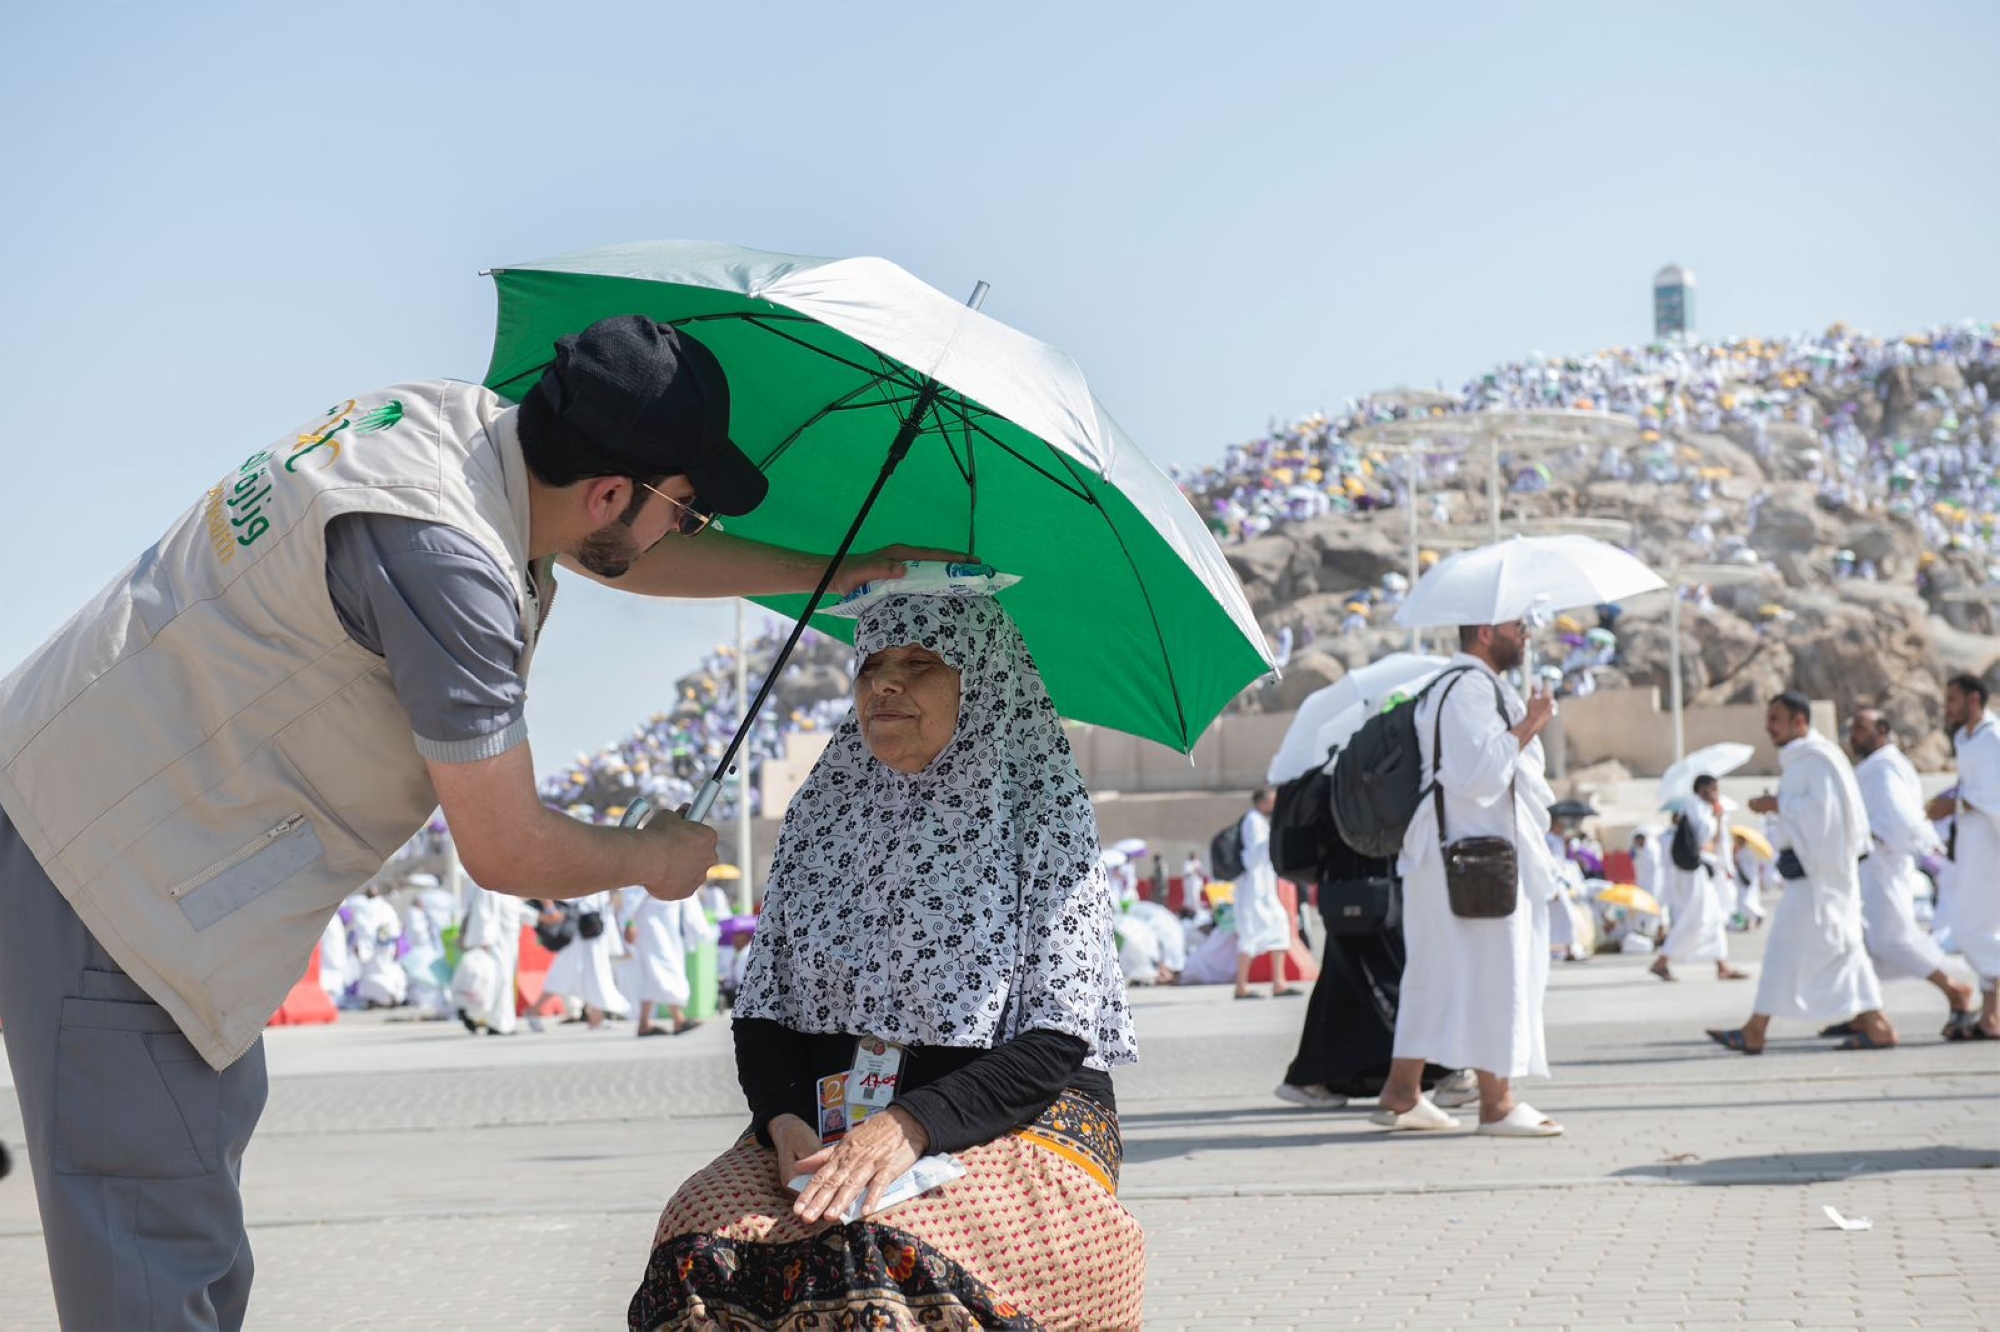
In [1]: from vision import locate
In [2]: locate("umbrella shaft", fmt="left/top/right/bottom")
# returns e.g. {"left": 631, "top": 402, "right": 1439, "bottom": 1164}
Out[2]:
{"left": 693, "top": 380, "right": 943, "bottom": 820}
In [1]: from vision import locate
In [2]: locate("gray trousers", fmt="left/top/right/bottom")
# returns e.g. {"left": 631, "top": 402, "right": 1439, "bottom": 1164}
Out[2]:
{"left": 0, "top": 813, "right": 269, "bottom": 1330}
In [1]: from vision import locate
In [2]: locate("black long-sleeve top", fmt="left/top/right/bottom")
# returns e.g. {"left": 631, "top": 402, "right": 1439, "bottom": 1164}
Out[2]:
{"left": 734, "top": 1017, "right": 1115, "bottom": 1155}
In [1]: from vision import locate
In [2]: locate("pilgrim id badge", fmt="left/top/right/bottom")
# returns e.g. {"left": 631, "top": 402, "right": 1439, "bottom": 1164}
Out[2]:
{"left": 815, "top": 1071, "right": 880, "bottom": 1142}
{"left": 849, "top": 1037, "right": 905, "bottom": 1110}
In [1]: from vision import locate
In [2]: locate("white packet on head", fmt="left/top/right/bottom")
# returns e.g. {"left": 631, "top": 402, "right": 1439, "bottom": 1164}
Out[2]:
{"left": 818, "top": 562, "right": 1020, "bottom": 619}
{"left": 789, "top": 1153, "right": 967, "bottom": 1223}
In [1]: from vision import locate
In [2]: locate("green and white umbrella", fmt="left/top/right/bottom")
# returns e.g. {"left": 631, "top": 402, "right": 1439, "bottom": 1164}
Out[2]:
{"left": 482, "top": 240, "right": 1272, "bottom": 777}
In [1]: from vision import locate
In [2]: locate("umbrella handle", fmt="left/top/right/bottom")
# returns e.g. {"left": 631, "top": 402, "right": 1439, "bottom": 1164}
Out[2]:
{"left": 619, "top": 783, "right": 724, "bottom": 828}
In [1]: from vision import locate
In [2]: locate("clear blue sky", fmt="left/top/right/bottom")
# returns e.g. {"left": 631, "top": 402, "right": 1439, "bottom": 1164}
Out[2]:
{"left": 3, "top": 1, "right": 1994, "bottom": 768}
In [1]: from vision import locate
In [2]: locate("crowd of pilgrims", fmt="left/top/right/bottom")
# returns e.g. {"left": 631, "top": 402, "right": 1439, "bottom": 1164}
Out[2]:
{"left": 1178, "top": 321, "right": 1998, "bottom": 576}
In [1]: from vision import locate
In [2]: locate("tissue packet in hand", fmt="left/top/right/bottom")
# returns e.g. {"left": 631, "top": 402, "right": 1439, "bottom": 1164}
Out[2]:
{"left": 788, "top": 1153, "right": 966, "bottom": 1223}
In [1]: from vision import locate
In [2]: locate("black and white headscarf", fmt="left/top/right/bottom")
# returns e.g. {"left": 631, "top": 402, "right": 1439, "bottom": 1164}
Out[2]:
{"left": 734, "top": 593, "right": 1137, "bottom": 1070}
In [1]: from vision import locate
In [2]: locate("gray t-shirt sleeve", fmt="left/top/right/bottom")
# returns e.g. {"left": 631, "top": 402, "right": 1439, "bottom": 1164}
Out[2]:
{"left": 323, "top": 513, "right": 528, "bottom": 763}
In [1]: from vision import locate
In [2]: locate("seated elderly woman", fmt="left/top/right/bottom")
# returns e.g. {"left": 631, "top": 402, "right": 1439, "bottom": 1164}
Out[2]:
{"left": 628, "top": 588, "right": 1144, "bottom": 1331}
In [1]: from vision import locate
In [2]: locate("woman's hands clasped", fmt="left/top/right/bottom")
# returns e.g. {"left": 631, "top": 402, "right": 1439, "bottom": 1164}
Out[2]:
{"left": 779, "top": 1107, "right": 929, "bottom": 1224}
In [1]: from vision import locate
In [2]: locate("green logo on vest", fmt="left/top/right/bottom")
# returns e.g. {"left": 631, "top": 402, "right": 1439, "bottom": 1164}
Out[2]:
{"left": 203, "top": 397, "right": 408, "bottom": 566}
{"left": 353, "top": 400, "right": 405, "bottom": 435}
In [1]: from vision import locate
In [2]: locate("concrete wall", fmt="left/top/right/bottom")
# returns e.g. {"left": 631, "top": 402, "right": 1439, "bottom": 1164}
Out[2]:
{"left": 1065, "top": 712, "right": 1294, "bottom": 794}
{"left": 1555, "top": 688, "right": 1837, "bottom": 778}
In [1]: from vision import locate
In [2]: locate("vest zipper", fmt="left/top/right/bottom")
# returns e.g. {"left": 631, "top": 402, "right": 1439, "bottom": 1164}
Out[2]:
{"left": 167, "top": 814, "right": 307, "bottom": 901}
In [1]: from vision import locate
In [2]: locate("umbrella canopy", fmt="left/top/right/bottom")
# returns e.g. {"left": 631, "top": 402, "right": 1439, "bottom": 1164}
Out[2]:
{"left": 1658, "top": 742, "right": 1755, "bottom": 808}
{"left": 483, "top": 240, "right": 1272, "bottom": 753}
{"left": 1729, "top": 825, "right": 1774, "bottom": 860}
{"left": 1394, "top": 536, "right": 1666, "bottom": 629}
{"left": 1596, "top": 883, "right": 1661, "bottom": 916}
{"left": 1266, "top": 652, "right": 1450, "bottom": 783}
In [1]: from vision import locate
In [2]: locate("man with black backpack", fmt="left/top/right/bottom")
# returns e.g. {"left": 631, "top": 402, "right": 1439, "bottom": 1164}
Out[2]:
{"left": 1650, "top": 775, "right": 1751, "bottom": 983}
{"left": 1369, "top": 619, "right": 1564, "bottom": 1138}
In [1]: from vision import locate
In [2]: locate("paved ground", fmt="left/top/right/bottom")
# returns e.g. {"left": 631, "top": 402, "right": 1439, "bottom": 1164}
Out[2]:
{"left": 2, "top": 921, "right": 1995, "bottom": 1329}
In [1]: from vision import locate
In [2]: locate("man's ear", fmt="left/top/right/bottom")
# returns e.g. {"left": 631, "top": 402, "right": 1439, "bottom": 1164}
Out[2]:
{"left": 580, "top": 476, "right": 632, "bottom": 527}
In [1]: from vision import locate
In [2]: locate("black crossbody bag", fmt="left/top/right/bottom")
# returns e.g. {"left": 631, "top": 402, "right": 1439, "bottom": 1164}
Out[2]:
{"left": 1431, "top": 674, "right": 1521, "bottom": 919}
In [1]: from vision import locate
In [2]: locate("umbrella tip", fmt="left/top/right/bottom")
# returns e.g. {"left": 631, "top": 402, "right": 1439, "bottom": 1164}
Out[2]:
{"left": 966, "top": 280, "right": 990, "bottom": 311}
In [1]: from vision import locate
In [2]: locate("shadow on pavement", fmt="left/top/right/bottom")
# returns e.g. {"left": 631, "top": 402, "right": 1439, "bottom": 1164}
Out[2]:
{"left": 1612, "top": 1145, "right": 2000, "bottom": 1185}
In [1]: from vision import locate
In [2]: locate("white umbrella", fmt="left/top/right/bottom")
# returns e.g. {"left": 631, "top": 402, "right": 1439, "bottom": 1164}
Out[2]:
{"left": 1266, "top": 652, "right": 1450, "bottom": 783}
{"left": 1658, "top": 742, "right": 1755, "bottom": 809}
{"left": 1394, "top": 535, "right": 1666, "bottom": 629}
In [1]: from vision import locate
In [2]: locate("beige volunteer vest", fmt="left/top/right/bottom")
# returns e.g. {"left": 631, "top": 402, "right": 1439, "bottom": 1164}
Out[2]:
{"left": 0, "top": 380, "right": 550, "bottom": 1069}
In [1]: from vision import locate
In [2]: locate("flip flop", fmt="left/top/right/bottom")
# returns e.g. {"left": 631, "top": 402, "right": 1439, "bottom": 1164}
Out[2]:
{"left": 1942, "top": 1012, "right": 1991, "bottom": 1041}
{"left": 1476, "top": 1102, "right": 1564, "bottom": 1137}
{"left": 1233, "top": 992, "right": 1265, "bottom": 1001}
{"left": 1368, "top": 1097, "right": 1461, "bottom": 1131}
{"left": 1705, "top": 1028, "right": 1762, "bottom": 1055}
{"left": 1837, "top": 1032, "right": 1894, "bottom": 1051}
{"left": 1818, "top": 1021, "right": 1860, "bottom": 1038}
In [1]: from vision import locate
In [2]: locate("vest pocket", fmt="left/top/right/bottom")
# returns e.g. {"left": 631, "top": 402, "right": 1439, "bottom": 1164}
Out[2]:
{"left": 170, "top": 814, "right": 324, "bottom": 932}
{"left": 53, "top": 996, "right": 220, "bottom": 1178}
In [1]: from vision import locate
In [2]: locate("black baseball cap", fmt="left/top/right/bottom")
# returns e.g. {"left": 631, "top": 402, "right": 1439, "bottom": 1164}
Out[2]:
{"left": 529, "top": 315, "right": 768, "bottom": 516}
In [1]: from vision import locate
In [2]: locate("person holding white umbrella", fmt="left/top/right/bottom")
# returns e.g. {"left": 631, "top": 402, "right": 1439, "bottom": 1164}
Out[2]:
{"left": 1371, "top": 535, "right": 1662, "bottom": 1135}
{"left": 1650, "top": 775, "right": 1751, "bottom": 984}
{"left": 1372, "top": 616, "right": 1562, "bottom": 1137}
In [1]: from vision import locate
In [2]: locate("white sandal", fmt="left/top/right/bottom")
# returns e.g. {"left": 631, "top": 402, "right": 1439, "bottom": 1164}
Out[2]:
{"left": 1476, "top": 1102, "right": 1564, "bottom": 1137}
{"left": 1368, "top": 1095, "right": 1460, "bottom": 1131}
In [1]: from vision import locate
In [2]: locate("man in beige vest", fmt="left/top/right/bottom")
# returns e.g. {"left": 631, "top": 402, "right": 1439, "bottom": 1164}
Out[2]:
{"left": 0, "top": 316, "right": 927, "bottom": 1329}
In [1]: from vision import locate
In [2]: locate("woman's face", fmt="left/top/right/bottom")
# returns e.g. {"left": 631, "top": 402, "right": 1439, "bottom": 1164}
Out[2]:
{"left": 854, "top": 643, "right": 962, "bottom": 774}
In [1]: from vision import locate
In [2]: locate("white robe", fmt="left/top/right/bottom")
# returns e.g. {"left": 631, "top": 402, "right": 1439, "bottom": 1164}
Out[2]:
{"left": 1734, "top": 842, "right": 1769, "bottom": 922}
{"left": 1232, "top": 808, "right": 1289, "bottom": 956}
{"left": 1117, "top": 912, "right": 1165, "bottom": 985}
{"left": 542, "top": 891, "right": 632, "bottom": 1017}
{"left": 1662, "top": 801, "right": 1729, "bottom": 964}
{"left": 1754, "top": 732, "right": 1883, "bottom": 1022}
{"left": 351, "top": 895, "right": 408, "bottom": 1008}
{"left": 623, "top": 890, "right": 718, "bottom": 1009}
{"left": 1393, "top": 655, "right": 1553, "bottom": 1080}
{"left": 1946, "top": 713, "right": 2000, "bottom": 987}
{"left": 1129, "top": 900, "right": 1188, "bottom": 974}
{"left": 459, "top": 884, "right": 531, "bottom": 1034}
{"left": 1853, "top": 745, "right": 1949, "bottom": 981}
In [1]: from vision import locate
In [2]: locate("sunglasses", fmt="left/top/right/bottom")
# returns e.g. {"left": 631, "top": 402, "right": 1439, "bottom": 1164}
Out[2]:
{"left": 639, "top": 481, "right": 723, "bottom": 536}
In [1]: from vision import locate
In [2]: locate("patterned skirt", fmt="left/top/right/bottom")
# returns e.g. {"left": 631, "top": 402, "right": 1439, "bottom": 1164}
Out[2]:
{"left": 628, "top": 1093, "right": 1145, "bottom": 1331}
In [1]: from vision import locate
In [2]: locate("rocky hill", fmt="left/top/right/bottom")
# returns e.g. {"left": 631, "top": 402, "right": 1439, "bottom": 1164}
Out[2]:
{"left": 1220, "top": 355, "right": 2000, "bottom": 770}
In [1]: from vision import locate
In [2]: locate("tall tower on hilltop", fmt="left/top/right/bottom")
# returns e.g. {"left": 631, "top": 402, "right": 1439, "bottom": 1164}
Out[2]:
{"left": 1654, "top": 263, "right": 1695, "bottom": 339}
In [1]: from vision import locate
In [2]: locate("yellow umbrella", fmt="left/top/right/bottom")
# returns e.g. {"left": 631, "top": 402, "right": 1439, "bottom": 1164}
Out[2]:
{"left": 1596, "top": 883, "right": 1660, "bottom": 915}
{"left": 1555, "top": 614, "right": 1582, "bottom": 634}
{"left": 1698, "top": 466, "right": 1733, "bottom": 481}
{"left": 1729, "top": 826, "right": 1774, "bottom": 861}
{"left": 1343, "top": 475, "right": 1367, "bottom": 497}
{"left": 707, "top": 864, "right": 743, "bottom": 880}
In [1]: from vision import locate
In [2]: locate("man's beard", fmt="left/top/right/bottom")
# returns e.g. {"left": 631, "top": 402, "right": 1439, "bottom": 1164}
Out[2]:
{"left": 1492, "top": 638, "right": 1525, "bottom": 673}
{"left": 574, "top": 521, "right": 644, "bottom": 579}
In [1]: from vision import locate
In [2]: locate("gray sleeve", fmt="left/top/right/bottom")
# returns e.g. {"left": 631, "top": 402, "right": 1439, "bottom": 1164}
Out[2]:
{"left": 323, "top": 513, "right": 529, "bottom": 763}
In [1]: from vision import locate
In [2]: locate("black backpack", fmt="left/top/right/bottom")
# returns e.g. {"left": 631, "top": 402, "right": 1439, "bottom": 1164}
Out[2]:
{"left": 1330, "top": 666, "right": 1500, "bottom": 860}
{"left": 1269, "top": 759, "right": 1339, "bottom": 887}
{"left": 1208, "top": 820, "right": 1247, "bottom": 881}
{"left": 1669, "top": 812, "right": 1703, "bottom": 872}
{"left": 531, "top": 899, "right": 578, "bottom": 952}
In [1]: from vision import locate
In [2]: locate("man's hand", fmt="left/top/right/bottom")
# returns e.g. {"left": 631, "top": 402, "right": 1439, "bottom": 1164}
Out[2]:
{"left": 768, "top": 1113, "right": 823, "bottom": 1189}
{"left": 791, "top": 1107, "right": 928, "bottom": 1223}
{"left": 634, "top": 811, "right": 719, "bottom": 901}
{"left": 826, "top": 545, "right": 971, "bottom": 596}
{"left": 1926, "top": 793, "right": 1958, "bottom": 822}
{"left": 1747, "top": 793, "right": 1779, "bottom": 815}
{"left": 1511, "top": 686, "right": 1556, "bottom": 745}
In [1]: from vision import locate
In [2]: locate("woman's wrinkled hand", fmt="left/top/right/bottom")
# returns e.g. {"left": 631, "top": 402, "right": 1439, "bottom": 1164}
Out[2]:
{"left": 768, "top": 1114, "right": 822, "bottom": 1190}
{"left": 791, "top": 1106, "right": 928, "bottom": 1223}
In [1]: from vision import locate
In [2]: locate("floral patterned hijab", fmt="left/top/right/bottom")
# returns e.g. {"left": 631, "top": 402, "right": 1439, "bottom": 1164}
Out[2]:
{"left": 734, "top": 593, "right": 1137, "bottom": 1070}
